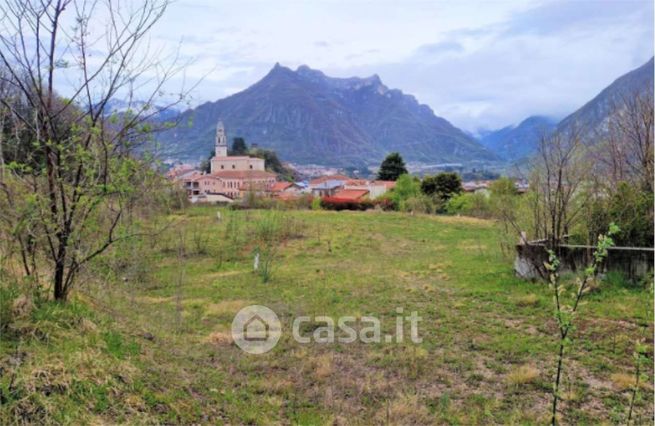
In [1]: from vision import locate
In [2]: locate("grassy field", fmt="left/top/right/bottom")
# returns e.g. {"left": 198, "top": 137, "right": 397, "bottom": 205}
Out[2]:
{"left": 1, "top": 207, "right": 653, "bottom": 424}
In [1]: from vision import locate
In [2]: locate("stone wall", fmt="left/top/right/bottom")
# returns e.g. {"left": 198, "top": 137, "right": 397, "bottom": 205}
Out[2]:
{"left": 514, "top": 243, "right": 654, "bottom": 281}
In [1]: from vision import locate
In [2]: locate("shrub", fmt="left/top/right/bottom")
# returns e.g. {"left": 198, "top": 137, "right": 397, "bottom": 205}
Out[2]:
{"left": 320, "top": 197, "right": 374, "bottom": 211}
{"left": 388, "top": 174, "right": 421, "bottom": 210}
{"left": 311, "top": 196, "right": 322, "bottom": 210}
{"left": 400, "top": 195, "right": 436, "bottom": 214}
{"left": 280, "top": 194, "right": 306, "bottom": 210}
{"left": 0, "top": 281, "right": 20, "bottom": 333}
{"left": 374, "top": 196, "right": 396, "bottom": 211}
{"left": 239, "top": 192, "right": 277, "bottom": 209}
{"left": 489, "top": 177, "right": 517, "bottom": 196}
{"left": 392, "top": 174, "right": 420, "bottom": 198}
{"left": 446, "top": 192, "right": 490, "bottom": 217}
{"left": 421, "top": 172, "right": 462, "bottom": 201}
{"left": 586, "top": 182, "right": 654, "bottom": 247}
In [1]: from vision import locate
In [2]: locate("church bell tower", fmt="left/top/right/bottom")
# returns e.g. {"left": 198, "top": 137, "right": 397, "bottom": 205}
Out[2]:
{"left": 215, "top": 120, "right": 228, "bottom": 158}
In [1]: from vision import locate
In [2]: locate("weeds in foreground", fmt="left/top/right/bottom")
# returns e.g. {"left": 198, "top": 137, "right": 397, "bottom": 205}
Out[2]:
{"left": 253, "top": 211, "right": 282, "bottom": 283}
{"left": 252, "top": 211, "right": 306, "bottom": 283}
{"left": 545, "top": 223, "right": 618, "bottom": 425}
{"left": 626, "top": 275, "right": 653, "bottom": 425}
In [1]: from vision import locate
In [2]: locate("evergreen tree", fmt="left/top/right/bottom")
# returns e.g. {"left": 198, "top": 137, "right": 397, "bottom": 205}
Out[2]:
{"left": 250, "top": 148, "right": 295, "bottom": 181}
{"left": 377, "top": 152, "right": 407, "bottom": 181}
{"left": 421, "top": 172, "right": 462, "bottom": 201}
{"left": 231, "top": 137, "right": 248, "bottom": 155}
{"left": 200, "top": 149, "right": 213, "bottom": 173}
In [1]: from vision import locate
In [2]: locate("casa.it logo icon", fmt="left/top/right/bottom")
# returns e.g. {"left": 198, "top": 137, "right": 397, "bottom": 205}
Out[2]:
{"left": 231, "top": 305, "right": 281, "bottom": 354}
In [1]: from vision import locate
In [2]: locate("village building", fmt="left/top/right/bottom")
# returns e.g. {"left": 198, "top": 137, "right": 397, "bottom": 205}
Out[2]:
{"left": 462, "top": 180, "right": 491, "bottom": 195}
{"left": 270, "top": 181, "right": 302, "bottom": 195}
{"left": 343, "top": 179, "right": 396, "bottom": 199}
{"left": 210, "top": 122, "right": 265, "bottom": 173}
{"left": 310, "top": 180, "right": 346, "bottom": 197}
{"left": 306, "top": 174, "right": 349, "bottom": 197}
{"left": 308, "top": 174, "right": 351, "bottom": 187}
{"left": 331, "top": 188, "right": 370, "bottom": 201}
{"left": 166, "top": 163, "right": 196, "bottom": 180}
{"left": 269, "top": 181, "right": 304, "bottom": 200}
{"left": 176, "top": 121, "right": 277, "bottom": 202}
{"left": 304, "top": 175, "right": 396, "bottom": 199}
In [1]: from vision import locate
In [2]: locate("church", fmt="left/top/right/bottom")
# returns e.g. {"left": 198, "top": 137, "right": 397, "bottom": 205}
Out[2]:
{"left": 181, "top": 121, "right": 277, "bottom": 200}
{"left": 210, "top": 121, "right": 265, "bottom": 173}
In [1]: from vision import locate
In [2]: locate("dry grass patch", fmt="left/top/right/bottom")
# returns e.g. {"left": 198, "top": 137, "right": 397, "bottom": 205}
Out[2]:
{"left": 259, "top": 377, "right": 295, "bottom": 394}
{"left": 78, "top": 318, "right": 98, "bottom": 333}
{"left": 11, "top": 294, "right": 34, "bottom": 317}
{"left": 506, "top": 364, "right": 540, "bottom": 386}
{"left": 610, "top": 373, "right": 648, "bottom": 391}
{"left": 457, "top": 239, "right": 488, "bottom": 251}
{"left": 202, "top": 299, "right": 253, "bottom": 319}
{"left": 136, "top": 296, "right": 173, "bottom": 304}
{"left": 434, "top": 215, "right": 492, "bottom": 226}
{"left": 313, "top": 353, "right": 333, "bottom": 380}
{"left": 516, "top": 294, "right": 540, "bottom": 307}
{"left": 206, "top": 270, "right": 245, "bottom": 279}
{"left": 377, "top": 392, "right": 431, "bottom": 425}
{"left": 204, "top": 331, "right": 233, "bottom": 346}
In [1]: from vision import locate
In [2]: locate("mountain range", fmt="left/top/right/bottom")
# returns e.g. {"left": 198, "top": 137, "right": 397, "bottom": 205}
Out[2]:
{"left": 156, "top": 64, "right": 496, "bottom": 166}
{"left": 479, "top": 116, "right": 557, "bottom": 161}
{"left": 481, "top": 57, "right": 653, "bottom": 161}
{"left": 155, "top": 57, "right": 653, "bottom": 167}
{"left": 104, "top": 99, "right": 181, "bottom": 122}
{"left": 557, "top": 57, "right": 653, "bottom": 137}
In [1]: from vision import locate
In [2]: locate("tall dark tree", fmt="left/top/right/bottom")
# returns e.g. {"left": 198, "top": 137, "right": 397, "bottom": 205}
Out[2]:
{"left": 377, "top": 152, "right": 407, "bottom": 181}
{"left": 421, "top": 172, "right": 462, "bottom": 201}
{"left": 231, "top": 137, "right": 248, "bottom": 155}
{"left": 200, "top": 150, "right": 214, "bottom": 173}
{"left": 250, "top": 148, "right": 295, "bottom": 181}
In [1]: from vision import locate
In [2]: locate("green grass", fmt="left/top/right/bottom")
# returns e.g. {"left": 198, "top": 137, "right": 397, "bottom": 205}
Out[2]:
{"left": 1, "top": 206, "right": 652, "bottom": 424}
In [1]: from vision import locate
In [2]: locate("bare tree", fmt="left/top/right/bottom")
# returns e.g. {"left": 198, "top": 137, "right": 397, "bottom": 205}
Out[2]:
{"left": 0, "top": 0, "right": 190, "bottom": 300}
{"left": 609, "top": 90, "right": 654, "bottom": 192}
{"left": 583, "top": 89, "right": 654, "bottom": 246}
{"left": 591, "top": 89, "right": 655, "bottom": 193}
{"left": 530, "top": 126, "right": 590, "bottom": 248}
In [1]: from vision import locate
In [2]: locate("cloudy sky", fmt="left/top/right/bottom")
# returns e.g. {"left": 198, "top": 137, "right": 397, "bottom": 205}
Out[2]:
{"left": 153, "top": 0, "right": 652, "bottom": 132}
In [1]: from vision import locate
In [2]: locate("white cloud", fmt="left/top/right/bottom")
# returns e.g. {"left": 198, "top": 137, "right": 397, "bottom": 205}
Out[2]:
{"left": 146, "top": 0, "right": 652, "bottom": 130}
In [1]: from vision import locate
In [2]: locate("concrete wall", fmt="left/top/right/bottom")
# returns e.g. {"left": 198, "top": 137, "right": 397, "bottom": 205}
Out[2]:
{"left": 515, "top": 243, "right": 654, "bottom": 281}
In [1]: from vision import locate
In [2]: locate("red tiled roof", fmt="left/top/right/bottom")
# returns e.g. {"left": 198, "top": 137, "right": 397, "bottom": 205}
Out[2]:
{"left": 196, "top": 175, "right": 223, "bottom": 181}
{"left": 345, "top": 179, "right": 369, "bottom": 186}
{"left": 211, "top": 170, "right": 277, "bottom": 179}
{"left": 184, "top": 173, "right": 213, "bottom": 182}
{"left": 309, "top": 174, "right": 351, "bottom": 185}
{"left": 331, "top": 189, "right": 370, "bottom": 200}
{"left": 270, "top": 181, "right": 294, "bottom": 192}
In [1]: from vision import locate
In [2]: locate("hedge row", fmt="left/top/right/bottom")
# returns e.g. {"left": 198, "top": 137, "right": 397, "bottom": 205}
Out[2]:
{"left": 320, "top": 197, "right": 376, "bottom": 211}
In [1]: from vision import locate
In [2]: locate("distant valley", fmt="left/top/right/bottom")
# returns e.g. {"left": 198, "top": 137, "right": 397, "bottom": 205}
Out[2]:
{"left": 481, "top": 57, "right": 653, "bottom": 162}
{"left": 478, "top": 116, "right": 557, "bottom": 162}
